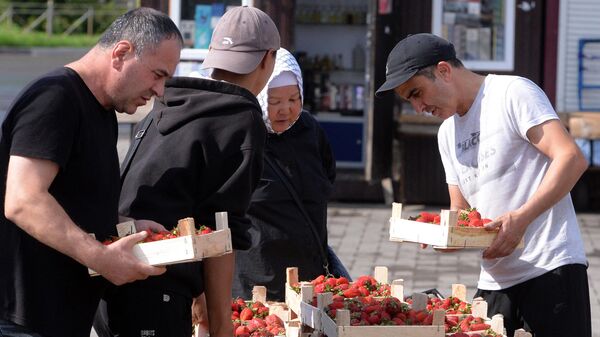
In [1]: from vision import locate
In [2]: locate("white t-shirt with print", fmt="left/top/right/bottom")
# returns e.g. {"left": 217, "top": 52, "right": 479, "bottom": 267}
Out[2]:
{"left": 438, "top": 74, "right": 587, "bottom": 290}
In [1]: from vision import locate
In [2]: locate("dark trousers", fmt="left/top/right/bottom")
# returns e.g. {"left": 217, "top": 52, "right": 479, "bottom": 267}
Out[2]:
{"left": 475, "top": 263, "right": 591, "bottom": 337}
{"left": 0, "top": 319, "right": 45, "bottom": 337}
{"left": 94, "top": 286, "right": 192, "bottom": 337}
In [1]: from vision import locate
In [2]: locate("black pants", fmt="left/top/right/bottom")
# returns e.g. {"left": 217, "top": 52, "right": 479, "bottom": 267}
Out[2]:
{"left": 0, "top": 319, "right": 45, "bottom": 337}
{"left": 94, "top": 285, "right": 192, "bottom": 337}
{"left": 475, "top": 263, "right": 591, "bottom": 337}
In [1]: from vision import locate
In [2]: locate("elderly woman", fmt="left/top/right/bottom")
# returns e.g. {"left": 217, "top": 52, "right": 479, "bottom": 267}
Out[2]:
{"left": 231, "top": 48, "right": 349, "bottom": 301}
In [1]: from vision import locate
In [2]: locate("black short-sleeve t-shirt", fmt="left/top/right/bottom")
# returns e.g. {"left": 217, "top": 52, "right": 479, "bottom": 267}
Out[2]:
{"left": 0, "top": 67, "right": 120, "bottom": 337}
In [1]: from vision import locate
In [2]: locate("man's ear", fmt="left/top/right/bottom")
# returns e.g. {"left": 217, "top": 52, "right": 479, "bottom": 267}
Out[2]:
{"left": 111, "top": 40, "right": 134, "bottom": 70}
{"left": 436, "top": 61, "right": 453, "bottom": 81}
{"left": 259, "top": 50, "right": 274, "bottom": 69}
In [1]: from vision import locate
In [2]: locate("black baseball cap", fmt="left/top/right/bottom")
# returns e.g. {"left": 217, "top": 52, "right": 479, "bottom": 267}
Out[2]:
{"left": 375, "top": 33, "right": 456, "bottom": 97}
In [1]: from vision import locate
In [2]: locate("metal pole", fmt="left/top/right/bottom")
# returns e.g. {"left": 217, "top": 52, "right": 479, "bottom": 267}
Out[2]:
{"left": 46, "top": 0, "right": 54, "bottom": 36}
{"left": 87, "top": 7, "right": 93, "bottom": 35}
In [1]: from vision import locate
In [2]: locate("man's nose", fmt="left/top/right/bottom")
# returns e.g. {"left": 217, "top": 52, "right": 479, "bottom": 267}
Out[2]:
{"left": 410, "top": 100, "right": 426, "bottom": 114}
{"left": 151, "top": 79, "right": 166, "bottom": 98}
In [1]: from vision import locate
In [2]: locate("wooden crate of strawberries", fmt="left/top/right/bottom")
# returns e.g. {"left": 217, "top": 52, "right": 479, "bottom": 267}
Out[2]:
{"left": 420, "top": 284, "right": 506, "bottom": 337}
{"left": 89, "top": 213, "right": 232, "bottom": 275}
{"left": 319, "top": 289, "right": 447, "bottom": 337}
{"left": 389, "top": 203, "right": 523, "bottom": 249}
{"left": 228, "top": 286, "right": 290, "bottom": 337}
{"left": 284, "top": 266, "right": 391, "bottom": 330}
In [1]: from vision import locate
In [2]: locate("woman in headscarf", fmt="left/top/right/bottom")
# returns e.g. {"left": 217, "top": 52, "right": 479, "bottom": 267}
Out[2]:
{"left": 231, "top": 48, "right": 349, "bottom": 301}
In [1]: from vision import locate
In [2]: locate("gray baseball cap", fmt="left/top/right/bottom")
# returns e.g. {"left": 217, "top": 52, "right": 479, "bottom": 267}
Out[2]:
{"left": 201, "top": 6, "right": 280, "bottom": 74}
{"left": 376, "top": 33, "right": 456, "bottom": 97}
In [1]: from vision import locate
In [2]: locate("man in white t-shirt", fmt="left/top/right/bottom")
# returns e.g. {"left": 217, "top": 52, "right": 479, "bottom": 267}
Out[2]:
{"left": 377, "top": 33, "right": 591, "bottom": 337}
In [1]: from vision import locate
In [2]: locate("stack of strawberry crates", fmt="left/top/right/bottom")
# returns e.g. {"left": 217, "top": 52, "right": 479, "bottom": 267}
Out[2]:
{"left": 283, "top": 266, "right": 511, "bottom": 337}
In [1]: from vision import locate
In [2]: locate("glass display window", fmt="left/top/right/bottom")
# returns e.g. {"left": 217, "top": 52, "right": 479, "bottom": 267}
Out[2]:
{"left": 170, "top": 0, "right": 242, "bottom": 48}
{"left": 432, "top": 0, "right": 515, "bottom": 71}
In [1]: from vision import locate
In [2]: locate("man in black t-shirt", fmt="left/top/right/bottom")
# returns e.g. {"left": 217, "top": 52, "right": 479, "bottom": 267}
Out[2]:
{"left": 0, "top": 8, "right": 182, "bottom": 337}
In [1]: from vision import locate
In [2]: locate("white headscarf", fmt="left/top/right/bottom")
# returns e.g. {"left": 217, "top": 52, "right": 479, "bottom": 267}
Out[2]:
{"left": 256, "top": 48, "right": 304, "bottom": 134}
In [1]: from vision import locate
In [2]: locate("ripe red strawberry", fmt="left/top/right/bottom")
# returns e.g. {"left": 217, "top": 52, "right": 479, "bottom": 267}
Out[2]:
{"left": 240, "top": 307, "right": 254, "bottom": 321}
{"left": 367, "top": 314, "right": 381, "bottom": 325}
{"left": 264, "top": 314, "right": 283, "bottom": 327}
{"left": 392, "top": 317, "right": 405, "bottom": 325}
{"left": 199, "top": 226, "right": 212, "bottom": 234}
{"left": 469, "top": 219, "right": 484, "bottom": 227}
{"left": 342, "top": 288, "right": 360, "bottom": 298}
{"left": 326, "top": 277, "right": 337, "bottom": 287}
{"left": 336, "top": 276, "right": 349, "bottom": 285}
{"left": 467, "top": 209, "right": 481, "bottom": 220}
{"left": 311, "top": 275, "right": 325, "bottom": 285}
{"left": 457, "top": 219, "right": 470, "bottom": 227}
{"left": 358, "top": 286, "right": 370, "bottom": 296}
{"left": 470, "top": 323, "right": 490, "bottom": 331}
{"left": 314, "top": 283, "right": 326, "bottom": 293}
{"left": 419, "top": 212, "right": 433, "bottom": 222}
{"left": 235, "top": 325, "right": 250, "bottom": 336}
{"left": 482, "top": 218, "right": 493, "bottom": 224}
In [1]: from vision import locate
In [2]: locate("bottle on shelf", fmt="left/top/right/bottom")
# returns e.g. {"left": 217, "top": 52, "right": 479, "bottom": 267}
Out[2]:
{"left": 352, "top": 43, "right": 366, "bottom": 71}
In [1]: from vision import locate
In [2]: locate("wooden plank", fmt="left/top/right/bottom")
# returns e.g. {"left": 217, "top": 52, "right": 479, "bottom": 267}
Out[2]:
{"left": 252, "top": 286, "right": 267, "bottom": 304}
{"left": 129, "top": 234, "right": 199, "bottom": 265}
{"left": 89, "top": 228, "right": 232, "bottom": 275}
{"left": 196, "top": 228, "right": 233, "bottom": 258}
{"left": 471, "top": 298, "right": 488, "bottom": 318}
{"left": 373, "top": 266, "right": 388, "bottom": 284}
{"left": 451, "top": 284, "right": 467, "bottom": 302}
{"left": 285, "top": 319, "right": 302, "bottom": 337}
{"left": 411, "top": 292, "right": 428, "bottom": 312}
{"left": 215, "top": 211, "right": 229, "bottom": 230}
{"left": 389, "top": 218, "right": 448, "bottom": 246}
{"left": 300, "top": 299, "right": 321, "bottom": 329}
{"left": 390, "top": 279, "right": 404, "bottom": 300}
{"left": 322, "top": 310, "right": 445, "bottom": 337}
{"left": 490, "top": 314, "right": 505, "bottom": 335}
{"left": 335, "top": 325, "right": 445, "bottom": 337}
{"left": 177, "top": 217, "right": 195, "bottom": 236}
{"left": 116, "top": 220, "right": 136, "bottom": 237}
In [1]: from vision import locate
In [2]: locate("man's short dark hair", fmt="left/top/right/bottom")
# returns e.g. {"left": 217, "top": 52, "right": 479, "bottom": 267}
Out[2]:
{"left": 415, "top": 58, "right": 464, "bottom": 80}
{"left": 98, "top": 7, "right": 183, "bottom": 57}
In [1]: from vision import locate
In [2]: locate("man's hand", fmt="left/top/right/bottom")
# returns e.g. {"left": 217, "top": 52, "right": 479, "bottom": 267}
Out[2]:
{"left": 91, "top": 231, "right": 166, "bottom": 285}
{"left": 192, "top": 293, "right": 210, "bottom": 336}
{"left": 134, "top": 219, "right": 167, "bottom": 233}
{"left": 482, "top": 211, "right": 528, "bottom": 259}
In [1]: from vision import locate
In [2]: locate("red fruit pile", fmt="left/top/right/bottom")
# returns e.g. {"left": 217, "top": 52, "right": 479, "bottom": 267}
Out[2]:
{"left": 292, "top": 275, "right": 391, "bottom": 300}
{"left": 231, "top": 298, "right": 285, "bottom": 337}
{"left": 325, "top": 295, "right": 435, "bottom": 326}
{"left": 101, "top": 225, "right": 214, "bottom": 245}
{"left": 445, "top": 315, "right": 495, "bottom": 335}
{"left": 426, "top": 296, "right": 471, "bottom": 314}
{"left": 409, "top": 212, "right": 441, "bottom": 224}
{"left": 456, "top": 208, "right": 492, "bottom": 228}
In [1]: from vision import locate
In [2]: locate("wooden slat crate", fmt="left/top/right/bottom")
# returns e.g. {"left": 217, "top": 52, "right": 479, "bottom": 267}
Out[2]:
{"left": 318, "top": 291, "right": 446, "bottom": 337}
{"left": 284, "top": 266, "right": 390, "bottom": 324}
{"left": 89, "top": 212, "right": 232, "bottom": 275}
{"left": 389, "top": 203, "right": 523, "bottom": 249}
{"left": 441, "top": 284, "right": 506, "bottom": 337}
